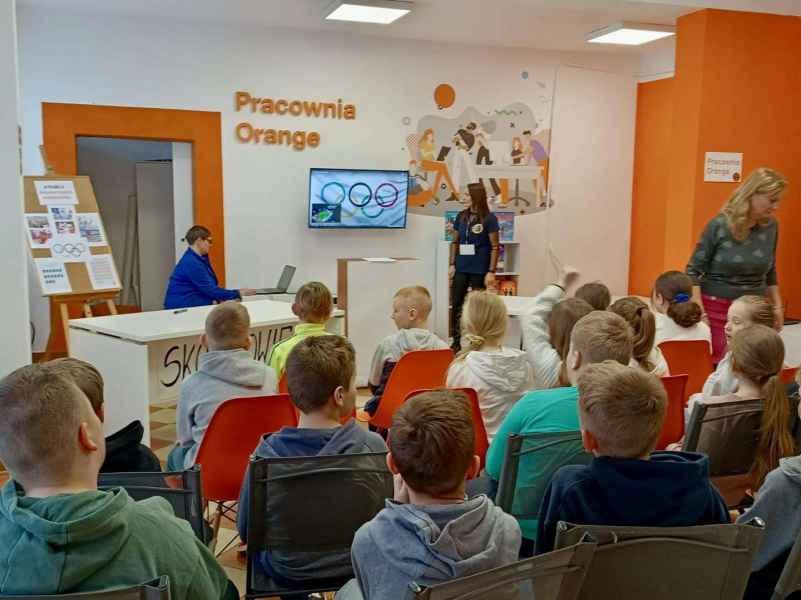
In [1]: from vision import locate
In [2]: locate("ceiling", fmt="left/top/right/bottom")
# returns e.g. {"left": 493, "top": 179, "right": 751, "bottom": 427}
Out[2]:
{"left": 16, "top": 0, "right": 801, "bottom": 53}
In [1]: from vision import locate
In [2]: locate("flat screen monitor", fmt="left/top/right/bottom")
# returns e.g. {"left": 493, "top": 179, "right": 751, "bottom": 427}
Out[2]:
{"left": 308, "top": 168, "right": 409, "bottom": 229}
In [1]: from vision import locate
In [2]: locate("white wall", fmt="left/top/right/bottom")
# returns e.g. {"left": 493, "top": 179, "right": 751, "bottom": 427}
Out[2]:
{"left": 17, "top": 10, "right": 639, "bottom": 347}
{"left": 171, "top": 142, "right": 193, "bottom": 262}
{"left": 0, "top": 0, "right": 30, "bottom": 372}
{"left": 638, "top": 36, "right": 676, "bottom": 82}
{"left": 516, "top": 66, "right": 636, "bottom": 297}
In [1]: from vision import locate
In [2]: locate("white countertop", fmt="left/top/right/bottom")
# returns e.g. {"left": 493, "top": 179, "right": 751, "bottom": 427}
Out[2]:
{"left": 69, "top": 299, "right": 344, "bottom": 343}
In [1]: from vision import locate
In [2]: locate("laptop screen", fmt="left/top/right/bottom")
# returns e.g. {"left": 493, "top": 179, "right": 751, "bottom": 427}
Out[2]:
{"left": 277, "top": 265, "right": 296, "bottom": 290}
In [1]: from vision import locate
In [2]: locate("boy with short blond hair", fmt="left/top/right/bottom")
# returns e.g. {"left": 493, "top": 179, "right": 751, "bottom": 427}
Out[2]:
{"left": 49, "top": 357, "right": 160, "bottom": 473}
{"left": 169, "top": 301, "right": 277, "bottom": 470}
{"left": 0, "top": 364, "right": 232, "bottom": 599}
{"left": 239, "top": 335, "right": 386, "bottom": 586}
{"left": 536, "top": 361, "right": 729, "bottom": 554}
{"left": 484, "top": 310, "right": 634, "bottom": 545}
{"left": 268, "top": 281, "right": 333, "bottom": 377}
{"left": 365, "top": 285, "right": 448, "bottom": 415}
{"left": 340, "top": 390, "right": 520, "bottom": 600}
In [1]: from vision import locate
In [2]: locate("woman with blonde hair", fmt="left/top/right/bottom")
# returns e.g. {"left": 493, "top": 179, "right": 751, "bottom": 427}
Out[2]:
{"left": 446, "top": 291, "right": 533, "bottom": 442}
{"left": 609, "top": 297, "right": 670, "bottom": 377}
{"left": 686, "top": 167, "right": 787, "bottom": 362}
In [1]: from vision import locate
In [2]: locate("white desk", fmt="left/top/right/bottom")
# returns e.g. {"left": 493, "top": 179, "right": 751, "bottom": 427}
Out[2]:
{"left": 69, "top": 300, "right": 344, "bottom": 444}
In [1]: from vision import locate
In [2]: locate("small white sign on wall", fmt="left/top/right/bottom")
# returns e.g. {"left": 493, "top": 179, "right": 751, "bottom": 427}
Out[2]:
{"left": 704, "top": 152, "right": 743, "bottom": 183}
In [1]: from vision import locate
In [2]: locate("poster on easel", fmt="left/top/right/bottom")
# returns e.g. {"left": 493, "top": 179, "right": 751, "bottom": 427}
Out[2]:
{"left": 24, "top": 175, "right": 121, "bottom": 297}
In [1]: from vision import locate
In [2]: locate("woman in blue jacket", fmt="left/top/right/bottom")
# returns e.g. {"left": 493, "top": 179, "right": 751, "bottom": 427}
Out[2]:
{"left": 164, "top": 225, "right": 254, "bottom": 309}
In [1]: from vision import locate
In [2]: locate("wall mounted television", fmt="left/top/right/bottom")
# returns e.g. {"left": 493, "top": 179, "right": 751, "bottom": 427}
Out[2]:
{"left": 308, "top": 168, "right": 409, "bottom": 229}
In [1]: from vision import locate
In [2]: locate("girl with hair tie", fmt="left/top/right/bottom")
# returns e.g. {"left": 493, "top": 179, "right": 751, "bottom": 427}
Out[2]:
{"left": 652, "top": 270, "right": 712, "bottom": 347}
{"left": 609, "top": 297, "right": 670, "bottom": 377}
{"left": 446, "top": 291, "right": 533, "bottom": 442}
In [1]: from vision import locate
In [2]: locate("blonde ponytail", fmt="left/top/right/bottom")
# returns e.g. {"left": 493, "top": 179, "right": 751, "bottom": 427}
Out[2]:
{"left": 454, "top": 291, "right": 507, "bottom": 361}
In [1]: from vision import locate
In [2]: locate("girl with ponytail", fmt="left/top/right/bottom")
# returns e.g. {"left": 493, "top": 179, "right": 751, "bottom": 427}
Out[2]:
{"left": 693, "top": 325, "right": 794, "bottom": 492}
{"left": 609, "top": 297, "right": 670, "bottom": 377}
{"left": 652, "top": 271, "right": 712, "bottom": 347}
{"left": 447, "top": 291, "right": 534, "bottom": 441}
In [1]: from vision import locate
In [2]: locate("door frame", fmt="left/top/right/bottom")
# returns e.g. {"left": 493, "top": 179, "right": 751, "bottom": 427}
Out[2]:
{"left": 42, "top": 102, "right": 226, "bottom": 281}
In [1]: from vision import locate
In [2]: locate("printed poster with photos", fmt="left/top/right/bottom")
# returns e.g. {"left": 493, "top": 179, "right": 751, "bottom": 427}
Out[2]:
{"left": 24, "top": 176, "right": 120, "bottom": 297}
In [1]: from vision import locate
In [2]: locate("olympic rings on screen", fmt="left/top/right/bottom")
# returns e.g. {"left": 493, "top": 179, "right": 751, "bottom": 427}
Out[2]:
{"left": 348, "top": 182, "right": 372, "bottom": 208}
{"left": 317, "top": 177, "right": 405, "bottom": 220}
{"left": 320, "top": 182, "right": 347, "bottom": 206}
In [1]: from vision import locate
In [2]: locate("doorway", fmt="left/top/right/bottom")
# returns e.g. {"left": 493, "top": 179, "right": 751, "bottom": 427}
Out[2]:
{"left": 76, "top": 138, "right": 194, "bottom": 311}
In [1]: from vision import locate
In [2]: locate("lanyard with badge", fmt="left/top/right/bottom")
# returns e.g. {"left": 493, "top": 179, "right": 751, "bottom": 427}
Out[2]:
{"left": 460, "top": 213, "right": 484, "bottom": 256}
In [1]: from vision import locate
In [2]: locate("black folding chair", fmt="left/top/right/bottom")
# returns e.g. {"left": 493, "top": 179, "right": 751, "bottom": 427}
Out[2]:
{"left": 683, "top": 399, "right": 763, "bottom": 507}
{"left": 555, "top": 519, "right": 765, "bottom": 600}
{"left": 411, "top": 538, "right": 597, "bottom": 600}
{"left": 495, "top": 432, "right": 592, "bottom": 528}
{"left": 0, "top": 576, "right": 170, "bottom": 599}
{"left": 245, "top": 452, "right": 393, "bottom": 599}
{"left": 98, "top": 467, "right": 208, "bottom": 544}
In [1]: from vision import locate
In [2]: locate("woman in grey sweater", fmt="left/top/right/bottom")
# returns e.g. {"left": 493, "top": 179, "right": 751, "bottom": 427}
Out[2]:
{"left": 686, "top": 167, "right": 787, "bottom": 363}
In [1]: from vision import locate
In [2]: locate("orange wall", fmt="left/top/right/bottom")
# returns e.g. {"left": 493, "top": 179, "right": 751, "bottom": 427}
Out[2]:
{"left": 629, "top": 78, "right": 674, "bottom": 296}
{"left": 629, "top": 9, "right": 801, "bottom": 317}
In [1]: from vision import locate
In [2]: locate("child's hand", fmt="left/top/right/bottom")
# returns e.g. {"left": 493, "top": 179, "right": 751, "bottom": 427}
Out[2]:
{"left": 393, "top": 473, "right": 410, "bottom": 504}
{"left": 559, "top": 266, "right": 580, "bottom": 291}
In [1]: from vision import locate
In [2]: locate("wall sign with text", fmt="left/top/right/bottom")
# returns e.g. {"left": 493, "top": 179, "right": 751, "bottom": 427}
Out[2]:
{"left": 704, "top": 152, "right": 743, "bottom": 183}
{"left": 233, "top": 90, "right": 357, "bottom": 151}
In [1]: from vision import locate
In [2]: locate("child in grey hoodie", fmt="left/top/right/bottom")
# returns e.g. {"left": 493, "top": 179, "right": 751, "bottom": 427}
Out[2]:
{"left": 365, "top": 286, "right": 448, "bottom": 416}
{"left": 738, "top": 454, "right": 801, "bottom": 599}
{"left": 338, "top": 390, "right": 521, "bottom": 600}
{"left": 167, "top": 302, "right": 278, "bottom": 470}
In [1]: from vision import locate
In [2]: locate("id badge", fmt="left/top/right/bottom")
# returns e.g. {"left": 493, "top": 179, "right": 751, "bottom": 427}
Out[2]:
{"left": 460, "top": 244, "right": 476, "bottom": 256}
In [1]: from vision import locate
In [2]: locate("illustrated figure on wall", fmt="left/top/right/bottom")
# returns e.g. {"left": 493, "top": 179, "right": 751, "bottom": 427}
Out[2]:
{"left": 511, "top": 137, "right": 524, "bottom": 165}
{"left": 448, "top": 126, "right": 478, "bottom": 201}
{"left": 471, "top": 122, "right": 501, "bottom": 200}
{"left": 523, "top": 129, "right": 549, "bottom": 207}
{"left": 419, "top": 128, "right": 436, "bottom": 162}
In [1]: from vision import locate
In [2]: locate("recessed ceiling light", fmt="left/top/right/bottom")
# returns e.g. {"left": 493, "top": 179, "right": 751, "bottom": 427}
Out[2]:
{"left": 325, "top": 0, "right": 412, "bottom": 25}
{"left": 587, "top": 22, "right": 675, "bottom": 45}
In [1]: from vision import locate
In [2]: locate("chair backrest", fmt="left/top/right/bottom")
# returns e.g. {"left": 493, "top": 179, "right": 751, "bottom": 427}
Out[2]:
{"left": 658, "top": 340, "right": 714, "bottom": 404}
{"left": 683, "top": 398, "right": 763, "bottom": 475}
{"left": 246, "top": 452, "right": 393, "bottom": 596}
{"left": 370, "top": 348, "right": 455, "bottom": 430}
{"left": 98, "top": 468, "right": 206, "bottom": 543}
{"left": 195, "top": 394, "right": 298, "bottom": 501}
{"left": 495, "top": 432, "right": 592, "bottom": 521}
{"left": 278, "top": 373, "right": 288, "bottom": 394}
{"left": 412, "top": 540, "right": 597, "bottom": 600}
{"left": 772, "top": 527, "right": 801, "bottom": 599}
{"left": 655, "top": 374, "right": 688, "bottom": 450}
{"left": 782, "top": 367, "right": 800, "bottom": 385}
{"left": 555, "top": 520, "right": 765, "bottom": 600}
{"left": 2, "top": 577, "right": 171, "bottom": 599}
{"left": 405, "top": 387, "right": 489, "bottom": 472}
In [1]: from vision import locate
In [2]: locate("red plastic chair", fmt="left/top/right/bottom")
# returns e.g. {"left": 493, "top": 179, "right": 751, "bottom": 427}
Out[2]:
{"left": 655, "top": 374, "right": 688, "bottom": 450}
{"left": 278, "top": 373, "right": 288, "bottom": 394}
{"left": 361, "top": 348, "right": 455, "bottom": 430}
{"left": 405, "top": 387, "right": 489, "bottom": 473}
{"left": 781, "top": 366, "right": 799, "bottom": 385}
{"left": 194, "top": 394, "right": 298, "bottom": 546}
{"left": 658, "top": 340, "right": 714, "bottom": 405}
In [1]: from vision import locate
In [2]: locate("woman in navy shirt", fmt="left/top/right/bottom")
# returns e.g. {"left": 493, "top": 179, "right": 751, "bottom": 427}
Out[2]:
{"left": 449, "top": 183, "right": 500, "bottom": 350}
{"left": 164, "top": 225, "right": 255, "bottom": 309}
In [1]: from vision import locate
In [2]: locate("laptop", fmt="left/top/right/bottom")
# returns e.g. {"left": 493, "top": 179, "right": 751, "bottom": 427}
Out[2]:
{"left": 436, "top": 146, "right": 451, "bottom": 162}
{"left": 255, "top": 265, "right": 296, "bottom": 295}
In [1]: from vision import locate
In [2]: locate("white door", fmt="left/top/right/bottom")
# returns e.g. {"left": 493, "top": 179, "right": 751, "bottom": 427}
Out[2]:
{"left": 136, "top": 161, "right": 175, "bottom": 311}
